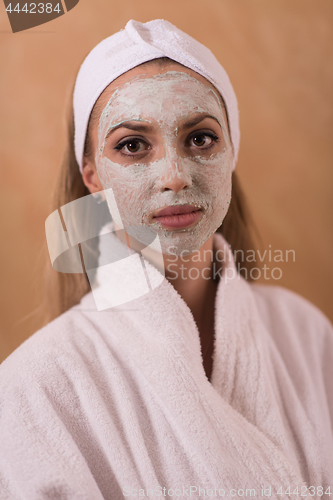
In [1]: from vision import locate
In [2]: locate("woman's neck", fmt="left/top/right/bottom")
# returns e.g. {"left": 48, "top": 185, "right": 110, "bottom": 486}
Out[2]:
{"left": 163, "top": 235, "right": 217, "bottom": 313}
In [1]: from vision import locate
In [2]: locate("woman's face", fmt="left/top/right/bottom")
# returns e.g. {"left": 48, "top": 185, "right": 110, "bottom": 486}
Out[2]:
{"left": 84, "top": 63, "right": 234, "bottom": 256}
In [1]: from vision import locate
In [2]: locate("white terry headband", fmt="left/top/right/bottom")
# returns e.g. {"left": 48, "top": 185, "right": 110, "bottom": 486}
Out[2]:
{"left": 73, "top": 19, "right": 240, "bottom": 172}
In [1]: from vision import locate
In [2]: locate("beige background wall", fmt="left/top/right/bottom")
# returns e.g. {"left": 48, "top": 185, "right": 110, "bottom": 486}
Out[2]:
{"left": 0, "top": 0, "right": 332, "bottom": 362}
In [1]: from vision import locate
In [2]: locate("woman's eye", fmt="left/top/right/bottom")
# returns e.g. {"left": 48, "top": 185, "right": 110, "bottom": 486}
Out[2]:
{"left": 188, "top": 132, "right": 219, "bottom": 149}
{"left": 114, "top": 138, "right": 149, "bottom": 155}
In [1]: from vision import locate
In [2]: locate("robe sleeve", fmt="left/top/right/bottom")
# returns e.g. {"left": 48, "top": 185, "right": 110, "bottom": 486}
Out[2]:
{"left": 252, "top": 284, "right": 333, "bottom": 434}
{"left": 0, "top": 330, "right": 105, "bottom": 500}
{"left": 322, "top": 317, "right": 333, "bottom": 432}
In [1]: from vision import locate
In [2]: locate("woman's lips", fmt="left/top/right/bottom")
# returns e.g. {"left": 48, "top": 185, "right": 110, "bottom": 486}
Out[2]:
{"left": 151, "top": 204, "right": 202, "bottom": 229}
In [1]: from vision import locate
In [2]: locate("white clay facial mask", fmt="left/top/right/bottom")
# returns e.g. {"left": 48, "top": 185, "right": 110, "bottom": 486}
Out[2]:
{"left": 95, "top": 71, "right": 233, "bottom": 256}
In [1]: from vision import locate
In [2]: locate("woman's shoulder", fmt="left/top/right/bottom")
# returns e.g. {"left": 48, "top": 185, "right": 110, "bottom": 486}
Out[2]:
{"left": 250, "top": 282, "right": 332, "bottom": 330}
{"left": 0, "top": 293, "right": 101, "bottom": 387}
{"left": 249, "top": 283, "right": 333, "bottom": 364}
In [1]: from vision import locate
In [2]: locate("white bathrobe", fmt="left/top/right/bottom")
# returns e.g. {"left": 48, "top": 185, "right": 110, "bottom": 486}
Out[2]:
{"left": 0, "top": 231, "right": 332, "bottom": 500}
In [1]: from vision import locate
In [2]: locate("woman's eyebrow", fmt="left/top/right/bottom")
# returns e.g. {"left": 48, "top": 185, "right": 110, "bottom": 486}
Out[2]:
{"left": 105, "top": 121, "right": 153, "bottom": 140}
{"left": 181, "top": 113, "right": 222, "bottom": 129}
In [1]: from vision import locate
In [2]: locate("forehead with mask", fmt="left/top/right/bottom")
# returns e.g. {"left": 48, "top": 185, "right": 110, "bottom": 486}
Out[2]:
{"left": 83, "top": 62, "right": 234, "bottom": 257}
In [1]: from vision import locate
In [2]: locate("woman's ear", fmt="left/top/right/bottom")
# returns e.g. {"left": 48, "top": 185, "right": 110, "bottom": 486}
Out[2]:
{"left": 81, "top": 157, "right": 104, "bottom": 194}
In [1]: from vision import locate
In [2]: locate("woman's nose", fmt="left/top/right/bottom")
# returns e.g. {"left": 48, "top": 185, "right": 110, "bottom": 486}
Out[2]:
{"left": 156, "top": 156, "right": 192, "bottom": 194}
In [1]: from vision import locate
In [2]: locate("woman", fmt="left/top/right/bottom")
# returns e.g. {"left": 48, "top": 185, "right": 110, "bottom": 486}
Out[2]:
{"left": 0, "top": 19, "right": 332, "bottom": 499}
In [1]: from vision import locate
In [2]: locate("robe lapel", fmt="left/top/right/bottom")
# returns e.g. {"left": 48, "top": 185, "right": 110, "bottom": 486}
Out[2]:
{"left": 90, "top": 227, "right": 311, "bottom": 495}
